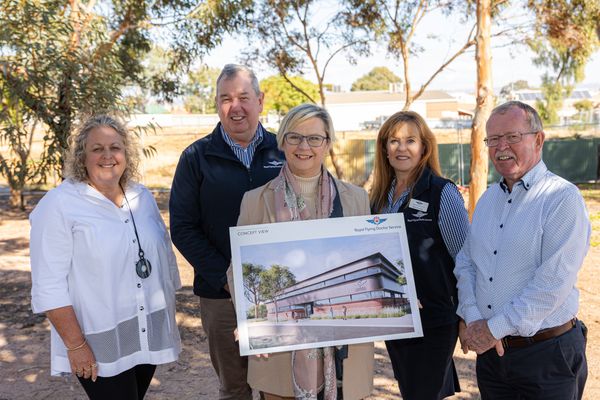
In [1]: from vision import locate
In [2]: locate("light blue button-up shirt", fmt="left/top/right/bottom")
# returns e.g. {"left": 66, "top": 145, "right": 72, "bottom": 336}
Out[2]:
{"left": 454, "top": 161, "right": 590, "bottom": 339}
{"left": 221, "top": 124, "right": 264, "bottom": 168}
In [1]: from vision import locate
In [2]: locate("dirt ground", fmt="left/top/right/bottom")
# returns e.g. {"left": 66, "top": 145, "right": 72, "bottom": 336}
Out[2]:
{"left": 1, "top": 189, "right": 598, "bottom": 400}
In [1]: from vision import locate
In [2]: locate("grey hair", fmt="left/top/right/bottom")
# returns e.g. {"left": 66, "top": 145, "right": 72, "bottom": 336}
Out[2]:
{"left": 64, "top": 115, "right": 141, "bottom": 186}
{"left": 216, "top": 64, "right": 261, "bottom": 96}
{"left": 276, "top": 103, "right": 336, "bottom": 149}
{"left": 489, "top": 100, "right": 544, "bottom": 132}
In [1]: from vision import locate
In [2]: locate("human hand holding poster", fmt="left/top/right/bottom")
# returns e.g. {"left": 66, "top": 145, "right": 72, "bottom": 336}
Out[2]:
{"left": 229, "top": 213, "right": 423, "bottom": 356}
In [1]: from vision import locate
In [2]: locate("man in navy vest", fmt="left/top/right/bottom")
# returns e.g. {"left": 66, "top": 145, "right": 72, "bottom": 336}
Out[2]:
{"left": 455, "top": 101, "right": 589, "bottom": 399}
{"left": 170, "top": 64, "right": 284, "bottom": 399}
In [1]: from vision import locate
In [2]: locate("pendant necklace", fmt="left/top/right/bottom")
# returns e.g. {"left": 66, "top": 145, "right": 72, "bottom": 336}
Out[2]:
{"left": 122, "top": 186, "right": 152, "bottom": 279}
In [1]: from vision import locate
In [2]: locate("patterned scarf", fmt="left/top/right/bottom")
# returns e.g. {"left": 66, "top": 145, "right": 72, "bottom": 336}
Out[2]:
{"left": 274, "top": 162, "right": 335, "bottom": 221}
{"left": 273, "top": 162, "right": 338, "bottom": 400}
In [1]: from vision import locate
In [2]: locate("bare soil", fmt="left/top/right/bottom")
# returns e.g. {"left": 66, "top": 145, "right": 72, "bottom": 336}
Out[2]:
{"left": 1, "top": 189, "right": 598, "bottom": 400}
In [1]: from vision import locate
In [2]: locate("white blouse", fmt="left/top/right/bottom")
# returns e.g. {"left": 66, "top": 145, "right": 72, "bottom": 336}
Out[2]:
{"left": 30, "top": 179, "right": 181, "bottom": 377}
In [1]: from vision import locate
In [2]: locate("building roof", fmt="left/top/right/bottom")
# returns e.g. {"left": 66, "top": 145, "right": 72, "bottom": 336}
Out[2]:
{"left": 513, "top": 89, "right": 592, "bottom": 102}
{"left": 325, "top": 90, "right": 455, "bottom": 105}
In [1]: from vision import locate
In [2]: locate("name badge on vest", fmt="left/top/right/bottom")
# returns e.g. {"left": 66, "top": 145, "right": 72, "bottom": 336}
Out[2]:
{"left": 408, "top": 198, "right": 429, "bottom": 212}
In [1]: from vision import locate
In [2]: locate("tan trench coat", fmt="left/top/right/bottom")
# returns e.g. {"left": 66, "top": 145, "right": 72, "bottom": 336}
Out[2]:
{"left": 227, "top": 177, "right": 375, "bottom": 399}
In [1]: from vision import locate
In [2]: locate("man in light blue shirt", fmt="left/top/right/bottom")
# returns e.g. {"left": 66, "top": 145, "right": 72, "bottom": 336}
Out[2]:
{"left": 455, "top": 101, "right": 590, "bottom": 399}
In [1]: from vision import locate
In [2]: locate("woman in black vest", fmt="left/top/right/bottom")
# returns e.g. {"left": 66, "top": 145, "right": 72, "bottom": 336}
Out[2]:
{"left": 370, "top": 111, "right": 469, "bottom": 400}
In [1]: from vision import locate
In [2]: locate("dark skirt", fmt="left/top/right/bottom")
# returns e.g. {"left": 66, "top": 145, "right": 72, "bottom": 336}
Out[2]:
{"left": 385, "top": 322, "right": 460, "bottom": 400}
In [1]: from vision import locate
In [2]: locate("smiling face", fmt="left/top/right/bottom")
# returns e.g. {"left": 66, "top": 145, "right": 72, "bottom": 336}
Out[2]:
{"left": 486, "top": 106, "right": 544, "bottom": 190}
{"left": 385, "top": 122, "right": 424, "bottom": 179}
{"left": 216, "top": 71, "right": 264, "bottom": 147}
{"left": 84, "top": 126, "right": 127, "bottom": 191}
{"left": 282, "top": 117, "right": 329, "bottom": 178}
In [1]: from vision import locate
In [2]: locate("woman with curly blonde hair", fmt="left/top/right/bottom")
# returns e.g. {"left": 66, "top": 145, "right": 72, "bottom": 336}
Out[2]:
{"left": 30, "top": 115, "right": 181, "bottom": 399}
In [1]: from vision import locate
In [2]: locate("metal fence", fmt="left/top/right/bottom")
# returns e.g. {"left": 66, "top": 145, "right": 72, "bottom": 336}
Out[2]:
{"left": 329, "top": 138, "right": 600, "bottom": 186}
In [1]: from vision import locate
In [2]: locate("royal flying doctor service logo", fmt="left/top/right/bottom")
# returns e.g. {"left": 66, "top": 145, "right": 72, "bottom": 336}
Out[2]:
{"left": 367, "top": 216, "right": 387, "bottom": 225}
{"left": 264, "top": 160, "right": 284, "bottom": 168}
{"left": 412, "top": 211, "right": 428, "bottom": 218}
{"left": 407, "top": 209, "right": 432, "bottom": 222}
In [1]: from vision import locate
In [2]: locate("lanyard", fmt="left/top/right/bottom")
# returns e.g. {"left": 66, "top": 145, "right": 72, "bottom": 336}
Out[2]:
{"left": 122, "top": 187, "right": 152, "bottom": 279}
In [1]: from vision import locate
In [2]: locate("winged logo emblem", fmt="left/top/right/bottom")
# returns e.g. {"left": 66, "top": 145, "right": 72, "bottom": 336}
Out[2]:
{"left": 367, "top": 216, "right": 387, "bottom": 225}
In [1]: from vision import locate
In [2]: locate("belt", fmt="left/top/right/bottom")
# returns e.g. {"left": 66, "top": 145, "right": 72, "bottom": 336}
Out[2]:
{"left": 501, "top": 319, "right": 576, "bottom": 349}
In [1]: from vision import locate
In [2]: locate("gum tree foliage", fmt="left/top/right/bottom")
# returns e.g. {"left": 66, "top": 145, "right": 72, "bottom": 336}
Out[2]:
{"left": 351, "top": 66, "right": 402, "bottom": 91}
{"left": 342, "top": 0, "right": 480, "bottom": 111}
{"left": 242, "top": 262, "right": 266, "bottom": 320}
{"left": 528, "top": 0, "right": 600, "bottom": 124}
{"left": 243, "top": 0, "right": 372, "bottom": 179}
{"left": 259, "top": 264, "right": 296, "bottom": 323}
{"left": 260, "top": 75, "right": 320, "bottom": 116}
{"left": 0, "top": 0, "right": 251, "bottom": 207}
{"left": 0, "top": 86, "right": 37, "bottom": 209}
{"left": 499, "top": 79, "right": 530, "bottom": 99}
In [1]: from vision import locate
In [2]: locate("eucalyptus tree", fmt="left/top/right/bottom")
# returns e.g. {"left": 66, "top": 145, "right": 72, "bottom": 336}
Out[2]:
{"left": 0, "top": 0, "right": 250, "bottom": 206}
{"left": 528, "top": 0, "right": 600, "bottom": 124}
{"left": 342, "top": 0, "right": 482, "bottom": 111}
{"left": 259, "top": 264, "right": 296, "bottom": 323}
{"left": 243, "top": 0, "right": 373, "bottom": 179}
{"left": 243, "top": 262, "right": 266, "bottom": 320}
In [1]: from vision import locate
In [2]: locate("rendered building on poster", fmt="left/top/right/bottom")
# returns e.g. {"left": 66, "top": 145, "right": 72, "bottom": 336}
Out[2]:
{"left": 264, "top": 252, "right": 408, "bottom": 322}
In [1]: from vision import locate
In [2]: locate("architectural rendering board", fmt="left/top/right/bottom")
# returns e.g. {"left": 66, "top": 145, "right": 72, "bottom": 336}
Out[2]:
{"left": 230, "top": 213, "right": 423, "bottom": 356}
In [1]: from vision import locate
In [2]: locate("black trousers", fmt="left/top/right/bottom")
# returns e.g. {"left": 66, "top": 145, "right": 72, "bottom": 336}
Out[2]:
{"left": 477, "top": 320, "right": 587, "bottom": 400}
{"left": 78, "top": 364, "right": 156, "bottom": 400}
{"left": 385, "top": 322, "right": 460, "bottom": 400}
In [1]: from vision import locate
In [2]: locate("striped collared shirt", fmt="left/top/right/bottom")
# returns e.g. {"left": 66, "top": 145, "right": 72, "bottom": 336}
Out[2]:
{"left": 455, "top": 161, "right": 590, "bottom": 339}
{"left": 383, "top": 178, "right": 469, "bottom": 259}
{"left": 221, "top": 125, "right": 264, "bottom": 168}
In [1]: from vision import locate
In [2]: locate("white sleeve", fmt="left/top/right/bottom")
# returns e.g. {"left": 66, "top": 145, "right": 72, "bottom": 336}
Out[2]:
{"left": 30, "top": 191, "right": 74, "bottom": 313}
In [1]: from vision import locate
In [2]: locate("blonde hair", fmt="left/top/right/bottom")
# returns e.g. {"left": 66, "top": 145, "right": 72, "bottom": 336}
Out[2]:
{"left": 370, "top": 111, "right": 442, "bottom": 212}
{"left": 276, "top": 103, "right": 336, "bottom": 149}
{"left": 64, "top": 115, "right": 141, "bottom": 186}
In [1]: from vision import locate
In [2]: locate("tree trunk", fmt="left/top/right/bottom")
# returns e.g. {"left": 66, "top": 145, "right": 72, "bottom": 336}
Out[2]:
{"left": 468, "top": 0, "right": 493, "bottom": 220}
{"left": 320, "top": 93, "right": 345, "bottom": 179}
{"left": 9, "top": 187, "right": 24, "bottom": 210}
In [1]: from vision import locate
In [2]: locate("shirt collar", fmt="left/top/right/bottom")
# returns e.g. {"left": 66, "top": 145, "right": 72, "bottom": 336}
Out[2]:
{"left": 220, "top": 124, "right": 263, "bottom": 149}
{"left": 72, "top": 179, "right": 143, "bottom": 202}
{"left": 498, "top": 160, "right": 547, "bottom": 193}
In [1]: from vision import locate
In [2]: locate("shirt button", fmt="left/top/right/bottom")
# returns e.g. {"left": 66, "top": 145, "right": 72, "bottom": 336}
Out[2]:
{"left": 139, "top": 306, "right": 144, "bottom": 311}
{"left": 125, "top": 219, "right": 129, "bottom": 223}
{"left": 489, "top": 277, "right": 493, "bottom": 282}
{"left": 493, "top": 250, "right": 497, "bottom": 255}
{"left": 133, "top": 239, "right": 137, "bottom": 243}
{"left": 137, "top": 283, "right": 142, "bottom": 288}
{"left": 141, "top": 328, "right": 146, "bottom": 333}
{"left": 487, "top": 305, "right": 492, "bottom": 309}
{"left": 507, "top": 199, "right": 512, "bottom": 204}
{"left": 499, "top": 224, "right": 503, "bottom": 228}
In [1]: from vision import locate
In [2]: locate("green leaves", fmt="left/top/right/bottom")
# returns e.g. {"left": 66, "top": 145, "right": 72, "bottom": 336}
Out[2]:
{"left": 350, "top": 66, "right": 402, "bottom": 91}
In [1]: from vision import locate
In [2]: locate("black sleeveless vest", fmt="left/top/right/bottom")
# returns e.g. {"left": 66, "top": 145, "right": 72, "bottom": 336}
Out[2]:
{"left": 399, "top": 168, "right": 459, "bottom": 329}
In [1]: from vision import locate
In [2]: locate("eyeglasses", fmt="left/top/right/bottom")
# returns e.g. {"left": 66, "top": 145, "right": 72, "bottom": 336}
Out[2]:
{"left": 484, "top": 131, "right": 538, "bottom": 147}
{"left": 284, "top": 133, "right": 329, "bottom": 147}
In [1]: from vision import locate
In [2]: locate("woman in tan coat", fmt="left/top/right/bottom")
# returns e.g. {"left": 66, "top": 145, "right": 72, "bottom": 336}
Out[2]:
{"left": 229, "top": 103, "right": 374, "bottom": 400}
